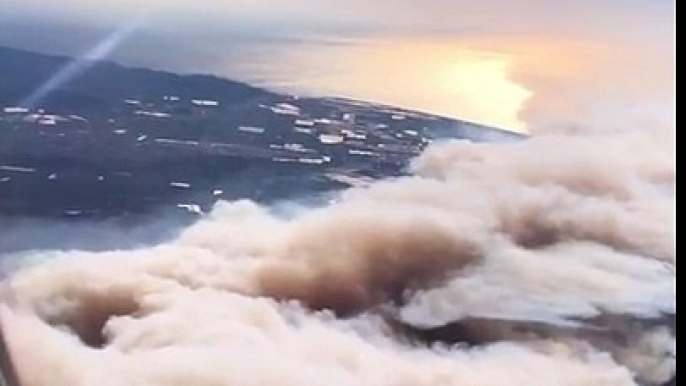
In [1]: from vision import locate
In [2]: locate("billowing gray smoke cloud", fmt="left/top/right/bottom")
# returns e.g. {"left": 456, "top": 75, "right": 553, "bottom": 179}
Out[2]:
{"left": 0, "top": 126, "right": 675, "bottom": 386}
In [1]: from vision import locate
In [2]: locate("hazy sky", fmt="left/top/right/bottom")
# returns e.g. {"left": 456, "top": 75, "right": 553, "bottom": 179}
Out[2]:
{"left": 0, "top": 0, "right": 675, "bottom": 131}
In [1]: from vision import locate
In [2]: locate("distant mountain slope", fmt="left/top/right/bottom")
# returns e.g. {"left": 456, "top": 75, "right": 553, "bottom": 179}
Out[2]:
{"left": 0, "top": 45, "right": 271, "bottom": 111}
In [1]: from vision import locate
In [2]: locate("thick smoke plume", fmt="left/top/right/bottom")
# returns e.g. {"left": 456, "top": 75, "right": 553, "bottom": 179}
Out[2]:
{"left": 0, "top": 127, "right": 675, "bottom": 386}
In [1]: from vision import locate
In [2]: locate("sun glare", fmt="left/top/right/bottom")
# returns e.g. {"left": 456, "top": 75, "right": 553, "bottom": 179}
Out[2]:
{"left": 436, "top": 54, "right": 532, "bottom": 131}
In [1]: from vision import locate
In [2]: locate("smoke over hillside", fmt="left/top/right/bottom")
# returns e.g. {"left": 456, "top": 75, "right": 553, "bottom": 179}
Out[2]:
{"left": 0, "top": 126, "right": 675, "bottom": 386}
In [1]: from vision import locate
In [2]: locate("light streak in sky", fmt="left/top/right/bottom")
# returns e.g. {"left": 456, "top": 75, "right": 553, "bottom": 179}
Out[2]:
{"left": 21, "top": 19, "right": 144, "bottom": 109}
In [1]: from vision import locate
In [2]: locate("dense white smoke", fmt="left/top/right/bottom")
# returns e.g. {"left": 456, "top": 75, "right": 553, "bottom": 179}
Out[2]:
{"left": 0, "top": 127, "right": 675, "bottom": 386}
